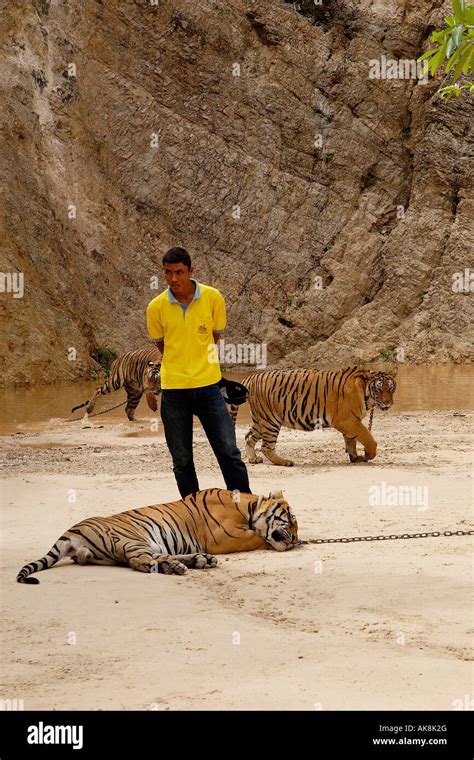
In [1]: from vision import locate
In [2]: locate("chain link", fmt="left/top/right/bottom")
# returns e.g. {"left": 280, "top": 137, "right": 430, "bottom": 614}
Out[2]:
{"left": 64, "top": 400, "right": 127, "bottom": 423}
{"left": 368, "top": 407, "right": 374, "bottom": 431}
{"left": 300, "top": 529, "right": 473, "bottom": 545}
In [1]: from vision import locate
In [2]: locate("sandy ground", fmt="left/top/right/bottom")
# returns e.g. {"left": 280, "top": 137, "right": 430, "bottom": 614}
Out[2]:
{"left": 0, "top": 409, "right": 472, "bottom": 711}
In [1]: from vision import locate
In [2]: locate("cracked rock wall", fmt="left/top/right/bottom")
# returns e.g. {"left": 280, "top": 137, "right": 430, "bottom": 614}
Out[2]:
{"left": 1, "top": 0, "right": 472, "bottom": 386}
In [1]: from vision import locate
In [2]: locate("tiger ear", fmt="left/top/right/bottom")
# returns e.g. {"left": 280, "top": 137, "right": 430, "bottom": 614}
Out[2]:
{"left": 370, "top": 363, "right": 398, "bottom": 377}
{"left": 359, "top": 369, "right": 374, "bottom": 382}
{"left": 376, "top": 364, "right": 398, "bottom": 377}
{"left": 269, "top": 489, "right": 283, "bottom": 499}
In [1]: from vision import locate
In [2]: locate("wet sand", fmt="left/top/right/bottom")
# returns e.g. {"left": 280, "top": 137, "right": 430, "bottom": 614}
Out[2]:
{"left": 1, "top": 407, "right": 472, "bottom": 710}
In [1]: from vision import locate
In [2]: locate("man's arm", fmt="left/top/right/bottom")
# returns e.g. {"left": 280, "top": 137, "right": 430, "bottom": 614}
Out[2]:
{"left": 212, "top": 291, "right": 226, "bottom": 346}
{"left": 146, "top": 302, "right": 164, "bottom": 355}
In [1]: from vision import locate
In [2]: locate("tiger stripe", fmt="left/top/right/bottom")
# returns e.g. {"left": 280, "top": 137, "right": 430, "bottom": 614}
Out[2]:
{"left": 16, "top": 489, "right": 298, "bottom": 584}
{"left": 71, "top": 346, "right": 162, "bottom": 420}
{"left": 230, "top": 367, "right": 396, "bottom": 465}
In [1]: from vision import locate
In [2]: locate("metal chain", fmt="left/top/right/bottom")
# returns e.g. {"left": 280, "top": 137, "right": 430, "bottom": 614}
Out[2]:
{"left": 63, "top": 400, "right": 127, "bottom": 423}
{"left": 368, "top": 407, "right": 374, "bottom": 431}
{"left": 300, "top": 529, "right": 473, "bottom": 545}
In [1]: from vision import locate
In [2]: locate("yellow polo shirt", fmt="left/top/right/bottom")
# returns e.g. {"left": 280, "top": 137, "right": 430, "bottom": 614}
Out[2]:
{"left": 146, "top": 280, "right": 225, "bottom": 389}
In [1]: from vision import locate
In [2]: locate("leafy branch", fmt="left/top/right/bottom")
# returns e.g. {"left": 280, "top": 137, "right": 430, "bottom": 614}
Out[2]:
{"left": 418, "top": 0, "right": 474, "bottom": 99}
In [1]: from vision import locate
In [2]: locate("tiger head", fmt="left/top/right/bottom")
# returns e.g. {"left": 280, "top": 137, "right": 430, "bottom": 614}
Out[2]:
{"left": 252, "top": 490, "right": 299, "bottom": 551}
{"left": 146, "top": 360, "right": 162, "bottom": 392}
{"left": 365, "top": 370, "right": 397, "bottom": 411}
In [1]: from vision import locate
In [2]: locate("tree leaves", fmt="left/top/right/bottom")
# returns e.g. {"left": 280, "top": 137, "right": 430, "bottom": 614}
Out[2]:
{"left": 417, "top": 1, "right": 473, "bottom": 98}
{"left": 452, "top": 0, "right": 465, "bottom": 22}
{"left": 452, "top": 44, "right": 473, "bottom": 81}
{"left": 439, "top": 82, "right": 474, "bottom": 98}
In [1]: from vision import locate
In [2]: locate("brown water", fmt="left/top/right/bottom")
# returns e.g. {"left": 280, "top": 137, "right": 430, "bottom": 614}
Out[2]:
{"left": 0, "top": 365, "right": 472, "bottom": 436}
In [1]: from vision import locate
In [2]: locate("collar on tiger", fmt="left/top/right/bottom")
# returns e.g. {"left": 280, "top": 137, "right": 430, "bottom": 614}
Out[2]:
{"left": 365, "top": 390, "right": 376, "bottom": 410}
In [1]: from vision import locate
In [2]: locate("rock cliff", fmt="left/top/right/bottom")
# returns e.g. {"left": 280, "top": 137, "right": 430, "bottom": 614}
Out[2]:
{"left": 1, "top": 0, "right": 472, "bottom": 386}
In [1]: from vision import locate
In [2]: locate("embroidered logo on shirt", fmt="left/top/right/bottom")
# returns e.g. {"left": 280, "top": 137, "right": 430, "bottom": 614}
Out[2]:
{"left": 198, "top": 324, "right": 209, "bottom": 334}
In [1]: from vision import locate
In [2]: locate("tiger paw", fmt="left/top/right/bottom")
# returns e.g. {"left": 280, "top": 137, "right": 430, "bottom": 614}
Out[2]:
{"left": 266, "top": 457, "right": 294, "bottom": 466}
{"left": 248, "top": 455, "right": 264, "bottom": 464}
{"left": 193, "top": 553, "right": 218, "bottom": 569}
{"left": 158, "top": 560, "right": 187, "bottom": 575}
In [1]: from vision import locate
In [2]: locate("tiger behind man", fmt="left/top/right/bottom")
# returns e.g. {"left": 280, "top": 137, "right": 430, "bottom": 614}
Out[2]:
{"left": 230, "top": 367, "right": 397, "bottom": 466}
{"left": 71, "top": 346, "right": 162, "bottom": 421}
{"left": 16, "top": 489, "right": 298, "bottom": 583}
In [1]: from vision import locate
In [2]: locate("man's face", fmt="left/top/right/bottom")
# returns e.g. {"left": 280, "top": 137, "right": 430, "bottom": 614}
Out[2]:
{"left": 163, "top": 263, "right": 194, "bottom": 294}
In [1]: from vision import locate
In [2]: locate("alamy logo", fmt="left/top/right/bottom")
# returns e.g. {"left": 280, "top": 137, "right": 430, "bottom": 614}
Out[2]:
{"left": 0, "top": 271, "right": 24, "bottom": 298}
{"left": 208, "top": 338, "right": 267, "bottom": 368}
{"left": 369, "top": 54, "right": 428, "bottom": 84}
{"left": 27, "top": 722, "right": 83, "bottom": 750}
{"left": 451, "top": 694, "right": 473, "bottom": 710}
{"left": 369, "top": 481, "right": 429, "bottom": 511}
{"left": 452, "top": 269, "right": 474, "bottom": 293}
{"left": 0, "top": 698, "right": 24, "bottom": 710}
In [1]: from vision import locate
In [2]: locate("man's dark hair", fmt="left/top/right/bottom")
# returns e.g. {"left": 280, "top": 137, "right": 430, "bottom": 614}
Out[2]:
{"left": 162, "top": 247, "right": 192, "bottom": 268}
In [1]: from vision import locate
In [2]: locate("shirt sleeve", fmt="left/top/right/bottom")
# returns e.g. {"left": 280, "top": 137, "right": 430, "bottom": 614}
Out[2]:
{"left": 146, "top": 301, "right": 164, "bottom": 341}
{"left": 212, "top": 291, "right": 226, "bottom": 332}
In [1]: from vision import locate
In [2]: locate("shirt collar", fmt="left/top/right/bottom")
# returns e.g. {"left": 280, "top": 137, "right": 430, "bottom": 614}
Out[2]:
{"left": 168, "top": 278, "right": 200, "bottom": 303}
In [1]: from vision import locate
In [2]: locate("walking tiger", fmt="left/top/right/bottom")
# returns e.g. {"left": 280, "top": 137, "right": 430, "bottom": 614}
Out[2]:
{"left": 71, "top": 346, "right": 162, "bottom": 421}
{"left": 230, "top": 367, "right": 397, "bottom": 465}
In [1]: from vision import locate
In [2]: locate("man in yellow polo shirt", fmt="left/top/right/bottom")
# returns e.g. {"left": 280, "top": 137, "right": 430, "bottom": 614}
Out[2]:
{"left": 146, "top": 247, "right": 251, "bottom": 498}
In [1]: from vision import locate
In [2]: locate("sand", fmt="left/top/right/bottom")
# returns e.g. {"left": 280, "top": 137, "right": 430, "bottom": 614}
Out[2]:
{"left": 1, "top": 409, "right": 472, "bottom": 710}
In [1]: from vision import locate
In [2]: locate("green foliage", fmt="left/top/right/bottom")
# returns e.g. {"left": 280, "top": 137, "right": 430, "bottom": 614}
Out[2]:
{"left": 90, "top": 347, "right": 117, "bottom": 376}
{"left": 418, "top": 1, "right": 474, "bottom": 98}
{"left": 379, "top": 350, "right": 392, "bottom": 362}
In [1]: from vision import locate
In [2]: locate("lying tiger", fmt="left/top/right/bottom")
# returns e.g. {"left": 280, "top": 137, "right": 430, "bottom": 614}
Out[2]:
{"left": 230, "top": 367, "right": 397, "bottom": 466}
{"left": 16, "top": 488, "right": 298, "bottom": 583}
{"left": 71, "top": 346, "right": 162, "bottom": 421}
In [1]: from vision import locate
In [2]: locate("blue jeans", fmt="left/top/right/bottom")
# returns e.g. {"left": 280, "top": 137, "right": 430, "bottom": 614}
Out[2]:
{"left": 160, "top": 384, "right": 251, "bottom": 498}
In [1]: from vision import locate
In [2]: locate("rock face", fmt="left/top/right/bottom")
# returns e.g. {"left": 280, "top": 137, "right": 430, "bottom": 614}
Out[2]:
{"left": 1, "top": 0, "right": 472, "bottom": 386}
